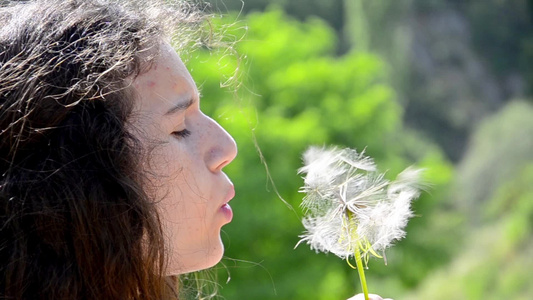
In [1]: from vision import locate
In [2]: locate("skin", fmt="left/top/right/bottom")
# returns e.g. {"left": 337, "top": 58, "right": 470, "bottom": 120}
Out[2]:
{"left": 130, "top": 41, "right": 237, "bottom": 274}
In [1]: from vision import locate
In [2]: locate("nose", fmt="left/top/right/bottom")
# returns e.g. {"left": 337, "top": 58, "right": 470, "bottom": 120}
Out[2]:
{"left": 205, "top": 115, "right": 237, "bottom": 173}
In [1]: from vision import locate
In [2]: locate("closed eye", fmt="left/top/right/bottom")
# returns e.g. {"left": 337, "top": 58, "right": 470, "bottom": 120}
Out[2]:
{"left": 172, "top": 129, "right": 191, "bottom": 139}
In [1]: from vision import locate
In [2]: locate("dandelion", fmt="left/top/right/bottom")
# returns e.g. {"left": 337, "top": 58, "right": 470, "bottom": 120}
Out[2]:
{"left": 296, "top": 146, "right": 423, "bottom": 300}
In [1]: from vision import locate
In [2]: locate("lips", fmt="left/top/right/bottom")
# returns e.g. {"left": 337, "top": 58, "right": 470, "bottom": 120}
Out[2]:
{"left": 220, "top": 185, "right": 235, "bottom": 222}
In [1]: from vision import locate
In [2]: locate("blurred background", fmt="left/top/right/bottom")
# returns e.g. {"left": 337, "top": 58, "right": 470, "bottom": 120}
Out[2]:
{"left": 184, "top": 0, "right": 533, "bottom": 299}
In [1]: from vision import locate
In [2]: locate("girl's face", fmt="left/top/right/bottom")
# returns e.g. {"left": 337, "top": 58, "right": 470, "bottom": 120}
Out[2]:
{"left": 130, "top": 42, "right": 237, "bottom": 274}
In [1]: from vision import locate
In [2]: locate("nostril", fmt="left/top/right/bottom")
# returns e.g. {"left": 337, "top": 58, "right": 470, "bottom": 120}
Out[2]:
{"left": 208, "top": 138, "right": 237, "bottom": 173}
{"left": 212, "top": 145, "right": 237, "bottom": 172}
{"left": 215, "top": 159, "right": 231, "bottom": 172}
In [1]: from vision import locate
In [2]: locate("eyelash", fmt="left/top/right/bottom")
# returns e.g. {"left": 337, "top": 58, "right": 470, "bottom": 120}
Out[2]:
{"left": 172, "top": 129, "right": 191, "bottom": 139}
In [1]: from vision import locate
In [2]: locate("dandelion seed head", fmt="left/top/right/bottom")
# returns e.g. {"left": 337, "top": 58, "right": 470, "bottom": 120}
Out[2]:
{"left": 297, "top": 146, "right": 423, "bottom": 263}
{"left": 298, "top": 211, "right": 359, "bottom": 259}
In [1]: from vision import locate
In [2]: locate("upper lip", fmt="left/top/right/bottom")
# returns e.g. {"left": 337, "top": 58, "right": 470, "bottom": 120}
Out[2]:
{"left": 223, "top": 185, "right": 235, "bottom": 205}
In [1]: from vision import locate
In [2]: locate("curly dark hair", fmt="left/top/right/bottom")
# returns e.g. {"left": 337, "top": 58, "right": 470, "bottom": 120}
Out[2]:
{"left": 0, "top": 0, "right": 206, "bottom": 299}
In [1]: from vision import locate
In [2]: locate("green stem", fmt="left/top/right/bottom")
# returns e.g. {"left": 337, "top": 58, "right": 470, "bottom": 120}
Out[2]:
{"left": 355, "top": 243, "right": 369, "bottom": 300}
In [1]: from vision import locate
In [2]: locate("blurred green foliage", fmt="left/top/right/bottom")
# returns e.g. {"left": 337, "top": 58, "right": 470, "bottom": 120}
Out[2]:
{"left": 408, "top": 102, "right": 533, "bottom": 300}
{"left": 455, "top": 101, "right": 533, "bottom": 220}
{"left": 187, "top": 8, "right": 455, "bottom": 299}
{"left": 343, "top": 0, "right": 532, "bottom": 161}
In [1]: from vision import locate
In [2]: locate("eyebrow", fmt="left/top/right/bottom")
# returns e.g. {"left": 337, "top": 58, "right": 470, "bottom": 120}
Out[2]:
{"left": 164, "top": 97, "right": 194, "bottom": 116}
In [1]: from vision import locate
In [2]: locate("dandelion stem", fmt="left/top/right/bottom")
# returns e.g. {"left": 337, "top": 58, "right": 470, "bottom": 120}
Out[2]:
{"left": 346, "top": 210, "right": 369, "bottom": 300}
{"left": 354, "top": 243, "right": 369, "bottom": 300}
{"left": 347, "top": 209, "right": 369, "bottom": 300}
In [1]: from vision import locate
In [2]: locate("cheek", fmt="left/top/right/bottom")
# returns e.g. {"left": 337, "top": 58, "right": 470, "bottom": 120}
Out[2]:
{"left": 160, "top": 189, "right": 207, "bottom": 227}
{"left": 148, "top": 142, "right": 207, "bottom": 204}
{"left": 148, "top": 140, "right": 186, "bottom": 178}
{"left": 137, "top": 140, "right": 186, "bottom": 205}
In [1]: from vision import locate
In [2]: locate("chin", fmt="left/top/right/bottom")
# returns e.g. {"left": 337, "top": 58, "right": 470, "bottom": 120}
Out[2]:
{"left": 167, "top": 238, "right": 225, "bottom": 275}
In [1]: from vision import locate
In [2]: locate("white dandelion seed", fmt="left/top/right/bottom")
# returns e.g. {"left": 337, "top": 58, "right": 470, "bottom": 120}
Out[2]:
{"left": 296, "top": 146, "right": 423, "bottom": 300}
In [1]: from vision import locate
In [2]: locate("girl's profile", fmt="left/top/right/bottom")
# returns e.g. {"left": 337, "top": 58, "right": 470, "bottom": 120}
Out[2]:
{"left": 1, "top": 0, "right": 235, "bottom": 298}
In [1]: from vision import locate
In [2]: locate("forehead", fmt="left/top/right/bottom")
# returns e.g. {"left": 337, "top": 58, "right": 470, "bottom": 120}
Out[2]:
{"left": 132, "top": 42, "right": 197, "bottom": 115}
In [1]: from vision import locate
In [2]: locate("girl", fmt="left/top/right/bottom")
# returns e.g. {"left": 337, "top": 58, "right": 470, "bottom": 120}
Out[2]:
{"left": 0, "top": 0, "right": 236, "bottom": 298}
